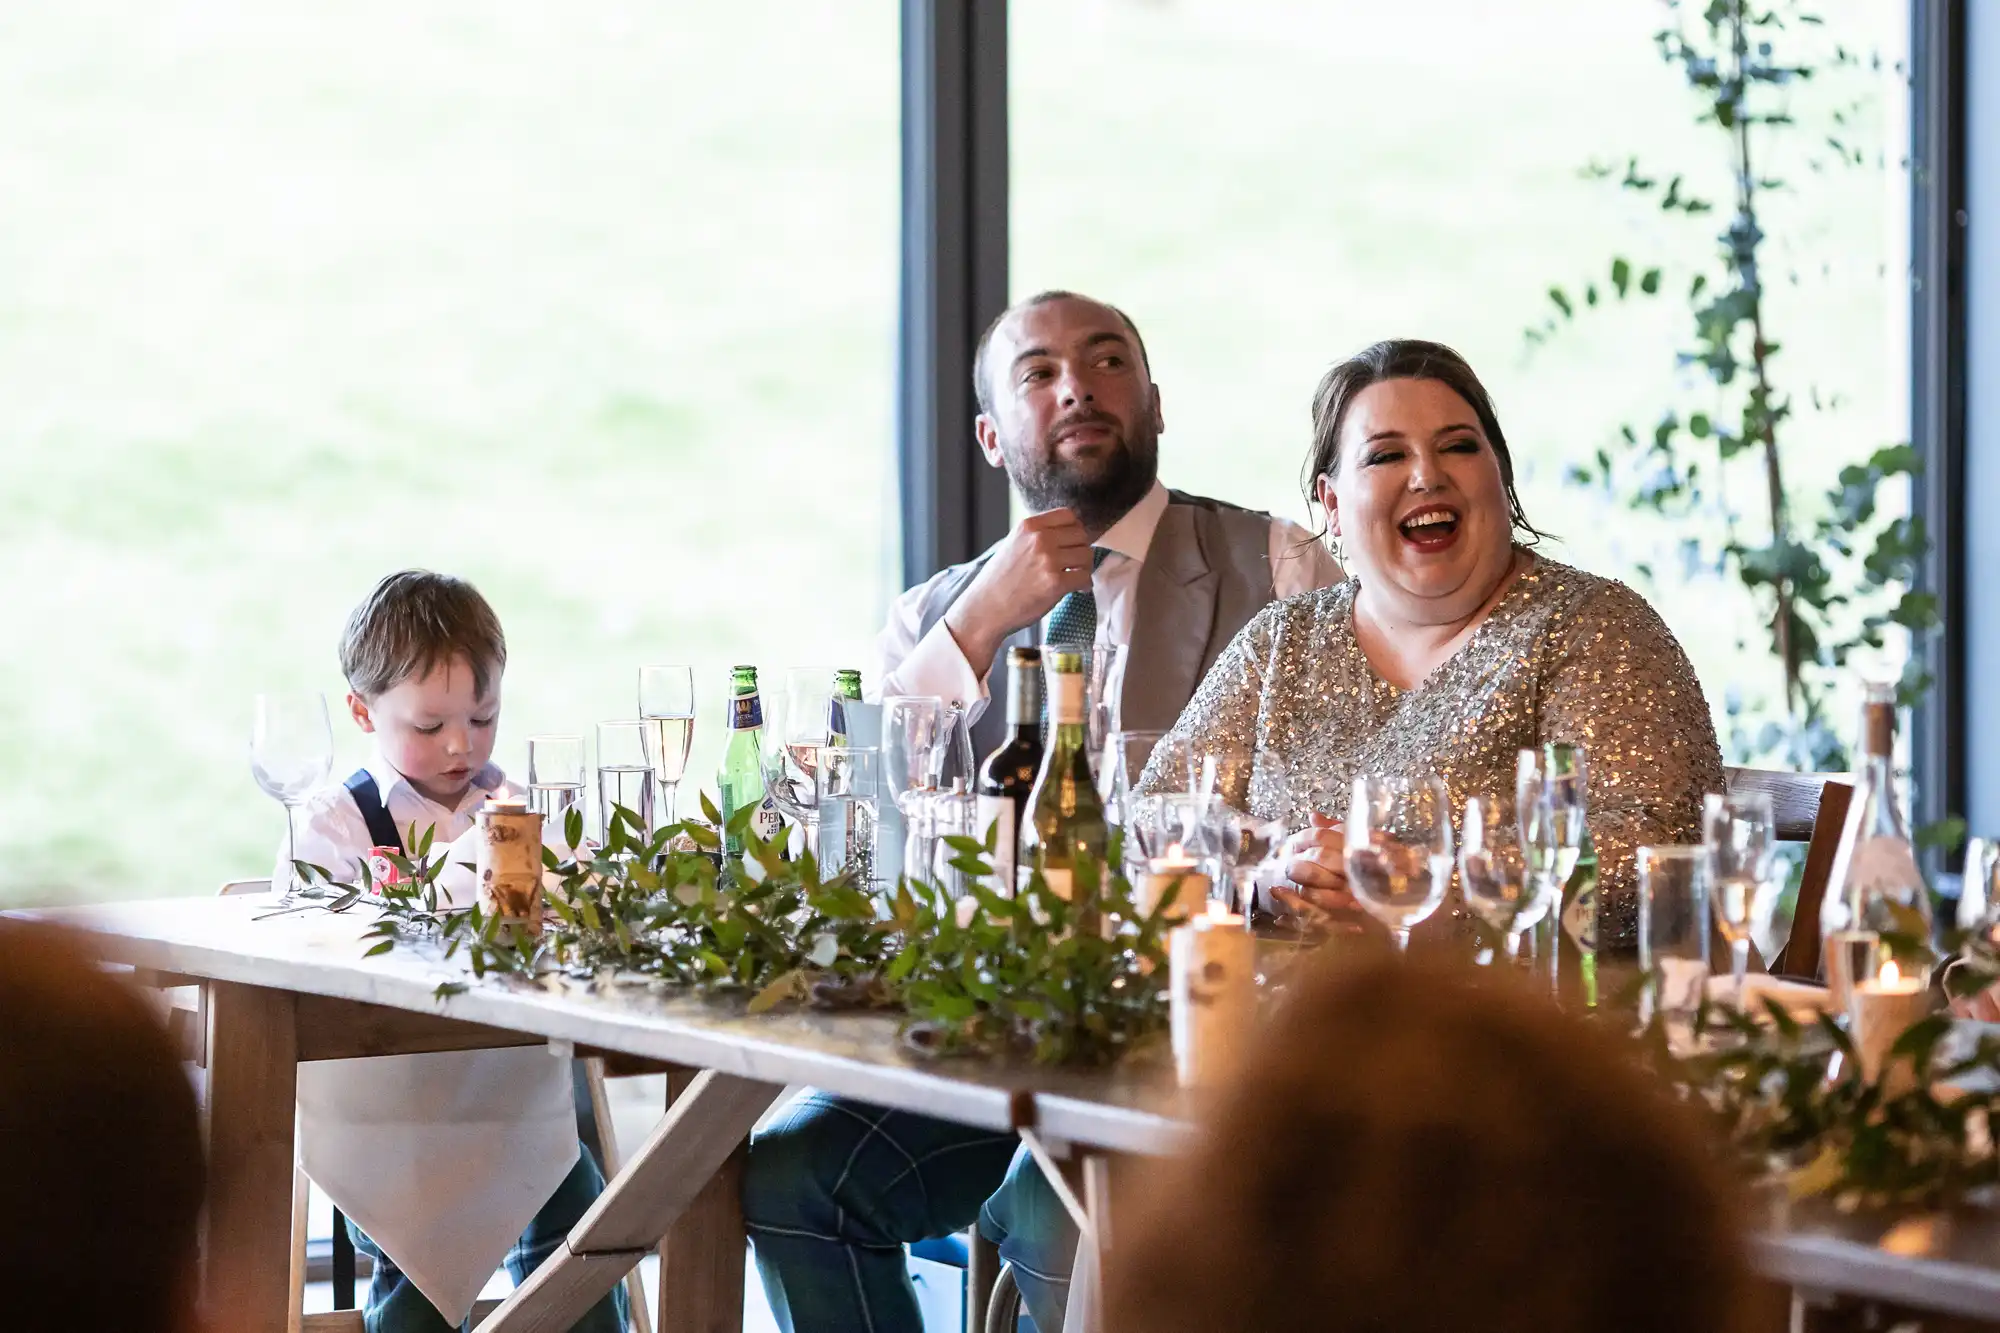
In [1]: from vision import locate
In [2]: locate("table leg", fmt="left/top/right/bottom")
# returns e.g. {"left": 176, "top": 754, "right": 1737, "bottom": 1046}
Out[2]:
{"left": 475, "top": 1071, "right": 782, "bottom": 1333}
{"left": 656, "top": 1068, "right": 750, "bottom": 1333}
{"left": 202, "top": 982, "right": 299, "bottom": 1333}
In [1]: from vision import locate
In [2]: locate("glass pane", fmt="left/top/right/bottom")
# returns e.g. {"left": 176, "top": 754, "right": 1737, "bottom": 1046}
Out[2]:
{"left": 0, "top": 2, "right": 898, "bottom": 903}
{"left": 1012, "top": 0, "right": 1909, "bottom": 762}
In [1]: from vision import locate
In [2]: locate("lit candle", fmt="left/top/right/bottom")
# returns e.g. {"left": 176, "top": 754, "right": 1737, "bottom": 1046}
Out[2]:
{"left": 1848, "top": 957, "right": 1934, "bottom": 1093}
{"left": 1170, "top": 907, "right": 1254, "bottom": 1090}
{"left": 1141, "top": 842, "right": 1214, "bottom": 924}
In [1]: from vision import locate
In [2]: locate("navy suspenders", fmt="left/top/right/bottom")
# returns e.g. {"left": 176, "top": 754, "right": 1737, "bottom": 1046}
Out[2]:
{"left": 342, "top": 769, "right": 404, "bottom": 853}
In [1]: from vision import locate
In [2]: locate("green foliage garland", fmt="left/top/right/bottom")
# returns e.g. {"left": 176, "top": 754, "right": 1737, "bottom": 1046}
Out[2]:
{"left": 288, "top": 800, "right": 1175, "bottom": 1068}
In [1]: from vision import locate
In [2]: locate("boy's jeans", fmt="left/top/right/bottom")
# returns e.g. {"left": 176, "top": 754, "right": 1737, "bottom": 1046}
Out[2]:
{"left": 345, "top": 1146, "right": 627, "bottom": 1333}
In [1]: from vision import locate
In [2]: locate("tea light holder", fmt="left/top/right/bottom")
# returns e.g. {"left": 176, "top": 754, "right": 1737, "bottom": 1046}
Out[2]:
{"left": 1141, "top": 842, "right": 1216, "bottom": 924}
{"left": 1847, "top": 958, "right": 1934, "bottom": 1095}
{"left": 478, "top": 797, "right": 546, "bottom": 936}
{"left": 1170, "top": 902, "right": 1255, "bottom": 1089}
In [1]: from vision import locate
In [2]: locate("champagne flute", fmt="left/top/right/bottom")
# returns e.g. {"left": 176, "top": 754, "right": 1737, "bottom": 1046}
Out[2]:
{"left": 637, "top": 664, "right": 695, "bottom": 830}
{"left": 250, "top": 692, "right": 335, "bottom": 904}
{"left": 1345, "top": 772, "right": 1452, "bottom": 951}
{"left": 1703, "top": 790, "right": 1778, "bottom": 1003}
{"left": 1460, "top": 793, "right": 1555, "bottom": 960}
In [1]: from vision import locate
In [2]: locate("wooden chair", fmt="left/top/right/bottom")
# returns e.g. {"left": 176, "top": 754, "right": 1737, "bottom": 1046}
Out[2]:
{"left": 1722, "top": 768, "right": 1854, "bottom": 981}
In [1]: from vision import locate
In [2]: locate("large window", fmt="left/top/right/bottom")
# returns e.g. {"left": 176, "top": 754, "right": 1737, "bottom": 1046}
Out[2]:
{"left": 0, "top": 2, "right": 899, "bottom": 905}
{"left": 1011, "top": 0, "right": 1908, "bottom": 752}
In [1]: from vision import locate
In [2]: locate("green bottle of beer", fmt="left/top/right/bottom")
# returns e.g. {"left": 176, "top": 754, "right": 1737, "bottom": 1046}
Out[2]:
{"left": 828, "top": 668, "right": 863, "bottom": 746}
{"left": 718, "top": 665, "right": 781, "bottom": 855}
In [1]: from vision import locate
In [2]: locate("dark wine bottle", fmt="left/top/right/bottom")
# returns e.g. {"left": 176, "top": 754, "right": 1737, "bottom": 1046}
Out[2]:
{"left": 974, "top": 647, "right": 1043, "bottom": 894}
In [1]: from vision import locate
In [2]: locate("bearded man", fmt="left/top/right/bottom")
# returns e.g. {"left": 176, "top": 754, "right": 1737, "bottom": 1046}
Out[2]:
{"left": 741, "top": 291, "right": 1339, "bottom": 1333}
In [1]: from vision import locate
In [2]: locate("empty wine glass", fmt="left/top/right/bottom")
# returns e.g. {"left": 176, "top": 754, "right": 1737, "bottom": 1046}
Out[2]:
{"left": 637, "top": 665, "right": 695, "bottom": 829}
{"left": 1703, "top": 790, "right": 1779, "bottom": 1004}
{"left": 882, "top": 695, "right": 946, "bottom": 878}
{"left": 250, "top": 692, "right": 335, "bottom": 903}
{"left": 764, "top": 669, "right": 835, "bottom": 850}
{"left": 1960, "top": 836, "right": 2000, "bottom": 933}
{"left": 1082, "top": 643, "right": 1128, "bottom": 767}
{"left": 1345, "top": 772, "right": 1453, "bottom": 951}
{"left": 1460, "top": 794, "right": 1556, "bottom": 960}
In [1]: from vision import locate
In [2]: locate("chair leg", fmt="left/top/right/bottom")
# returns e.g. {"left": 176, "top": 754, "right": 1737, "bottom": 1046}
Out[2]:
{"left": 985, "top": 1262, "right": 1022, "bottom": 1333}
{"left": 289, "top": 1165, "right": 309, "bottom": 1333}
{"left": 578, "top": 1057, "right": 653, "bottom": 1333}
{"left": 332, "top": 1207, "right": 356, "bottom": 1309}
{"left": 966, "top": 1228, "right": 1001, "bottom": 1333}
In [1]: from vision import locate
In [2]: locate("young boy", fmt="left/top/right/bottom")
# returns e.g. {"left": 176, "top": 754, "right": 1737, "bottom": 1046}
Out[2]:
{"left": 283, "top": 570, "right": 625, "bottom": 1333}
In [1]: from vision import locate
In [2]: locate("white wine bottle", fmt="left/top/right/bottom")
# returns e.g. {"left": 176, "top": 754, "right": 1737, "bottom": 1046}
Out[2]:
{"left": 1019, "top": 648, "right": 1108, "bottom": 905}
{"left": 1821, "top": 682, "right": 1933, "bottom": 1006}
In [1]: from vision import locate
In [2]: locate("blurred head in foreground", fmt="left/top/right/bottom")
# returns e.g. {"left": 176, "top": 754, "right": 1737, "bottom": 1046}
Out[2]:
{"left": 1106, "top": 954, "right": 1747, "bottom": 1333}
{"left": 0, "top": 925, "right": 205, "bottom": 1333}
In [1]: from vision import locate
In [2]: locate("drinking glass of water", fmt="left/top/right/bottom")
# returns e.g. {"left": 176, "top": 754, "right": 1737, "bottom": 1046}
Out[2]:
{"left": 1703, "top": 790, "right": 1778, "bottom": 1004}
{"left": 595, "top": 720, "right": 655, "bottom": 843}
{"left": 762, "top": 669, "right": 833, "bottom": 848}
{"left": 637, "top": 665, "right": 695, "bottom": 830}
{"left": 527, "top": 734, "right": 586, "bottom": 841}
{"left": 1345, "top": 772, "right": 1452, "bottom": 951}
{"left": 1459, "top": 793, "right": 1557, "bottom": 961}
{"left": 1638, "top": 845, "right": 1711, "bottom": 1034}
{"left": 816, "top": 745, "right": 880, "bottom": 890}
{"left": 250, "top": 692, "right": 335, "bottom": 904}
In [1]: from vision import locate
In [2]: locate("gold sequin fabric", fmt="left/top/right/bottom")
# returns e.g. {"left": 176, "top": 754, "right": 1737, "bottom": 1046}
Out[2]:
{"left": 1139, "top": 552, "right": 1724, "bottom": 950}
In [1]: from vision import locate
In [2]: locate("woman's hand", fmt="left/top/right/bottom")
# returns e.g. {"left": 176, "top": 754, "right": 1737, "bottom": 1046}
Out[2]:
{"left": 1271, "top": 812, "right": 1359, "bottom": 918}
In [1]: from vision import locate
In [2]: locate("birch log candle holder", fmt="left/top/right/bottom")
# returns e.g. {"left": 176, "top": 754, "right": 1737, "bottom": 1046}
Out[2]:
{"left": 1170, "top": 901, "right": 1255, "bottom": 1089}
{"left": 477, "top": 798, "right": 545, "bottom": 936}
{"left": 1847, "top": 957, "right": 1934, "bottom": 1096}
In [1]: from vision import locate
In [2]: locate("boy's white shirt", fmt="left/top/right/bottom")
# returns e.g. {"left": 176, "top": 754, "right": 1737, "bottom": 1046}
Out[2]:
{"left": 281, "top": 745, "right": 579, "bottom": 1326}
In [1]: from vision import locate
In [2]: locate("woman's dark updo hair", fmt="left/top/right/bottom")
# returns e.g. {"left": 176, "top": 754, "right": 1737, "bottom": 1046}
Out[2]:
{"left": 1302, "top": 338, "right": 1544, "bottom": 542}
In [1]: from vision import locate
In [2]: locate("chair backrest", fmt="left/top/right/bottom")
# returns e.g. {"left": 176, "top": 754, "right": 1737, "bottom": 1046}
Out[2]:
{"left": 218, "top": 878, "right": 274, "bottom": 896}
{"left": 1723, "top": 767, "right": 1853, "bottom": 980}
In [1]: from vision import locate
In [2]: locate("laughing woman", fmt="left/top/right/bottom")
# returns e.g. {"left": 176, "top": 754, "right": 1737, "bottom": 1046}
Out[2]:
{"left": 1143, "top": 339, "right": 1723, "bottom": 950}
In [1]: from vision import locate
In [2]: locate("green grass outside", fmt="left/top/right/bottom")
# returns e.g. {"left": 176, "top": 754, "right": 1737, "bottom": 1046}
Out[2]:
{"left": 0, "top": 0, "right": 1902, "bottom": 906}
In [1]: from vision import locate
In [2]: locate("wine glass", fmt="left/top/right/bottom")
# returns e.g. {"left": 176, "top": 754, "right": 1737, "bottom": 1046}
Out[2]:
{"left": 1703, "top": 790, "right": 1779, "bottom": 1003}
{"left": 1460, "top": 793, "right": 1555, "bottom": 961}
{"left": 1959, "top": 836, "right": 2000, "bottom": 933}
{"left": 763, "top": 669, "right": 835, "bottom": 851}
{"left": 881, "top": 695, "right": 946, "bottom": 879}
{"left": 637, "top": 665, "right": 695, "bottom": 830}
{"left": 1082, "top": 643, "right": 1128, "bottom": 769}
{"left": 250, "top": 692, "right": 335, "bottom": 903}
{"left": 1344, "top": 772, "right": 1452, "bottom": 951}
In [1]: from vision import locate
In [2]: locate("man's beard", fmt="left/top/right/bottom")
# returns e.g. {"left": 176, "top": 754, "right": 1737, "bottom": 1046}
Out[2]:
{"left": 1003, "top": 409, "right": 1161, "bottom": 535}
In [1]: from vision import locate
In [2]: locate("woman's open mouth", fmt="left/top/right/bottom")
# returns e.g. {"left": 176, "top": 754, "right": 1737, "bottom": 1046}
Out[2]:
{"left": 1397, "top": 505, "right": 1461, "bottom": 552}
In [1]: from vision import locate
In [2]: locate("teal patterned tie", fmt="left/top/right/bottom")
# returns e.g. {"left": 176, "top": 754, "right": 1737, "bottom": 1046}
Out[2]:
{"left": 1045, "top": 547, "right": 1110, "bottom": 649}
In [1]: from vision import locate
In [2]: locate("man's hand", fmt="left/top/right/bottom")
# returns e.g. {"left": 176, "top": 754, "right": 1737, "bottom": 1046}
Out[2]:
{"left": 942, "top": 508, "right": 1094, "bottom": 670}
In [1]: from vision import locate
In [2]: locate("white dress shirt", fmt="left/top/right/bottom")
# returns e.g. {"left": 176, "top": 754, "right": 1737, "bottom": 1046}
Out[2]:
{"left": 869, "top": 480, "right": 1342, "bottom": 721}
{"left": 279, "top": 747, "right": 579, "bottom": 1326}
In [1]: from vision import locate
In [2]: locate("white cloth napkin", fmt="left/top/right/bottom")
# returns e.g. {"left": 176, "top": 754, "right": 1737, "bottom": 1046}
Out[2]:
{"left": 1706, "top": 972, "right": 1837, "bottom": 1018}
{"left": 300, "top": 817, "right": 586, "bottom": 1324}
{"left": 299, "top": 1047, "right": 577, "bottom": 1325}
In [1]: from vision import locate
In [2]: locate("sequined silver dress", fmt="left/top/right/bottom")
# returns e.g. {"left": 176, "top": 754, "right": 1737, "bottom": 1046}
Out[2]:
{"left": 1140, "top": 553, "right": 1724, "bottom": 949}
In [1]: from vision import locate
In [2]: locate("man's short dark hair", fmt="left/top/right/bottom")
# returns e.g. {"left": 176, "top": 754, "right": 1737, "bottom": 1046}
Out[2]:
{"left": 340, "top": 569, "right": 507, "bottom": 701}
{"left": 0, "top": 924, "right": 205, "bottom": 1333}
{"left": 971, "top": 290, "right": 1153, "bottom": 416}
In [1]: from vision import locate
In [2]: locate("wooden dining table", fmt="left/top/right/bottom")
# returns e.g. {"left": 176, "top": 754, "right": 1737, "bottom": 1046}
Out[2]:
{"left": 11, "top": 893, "right": 2000, "bottom": 1332}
